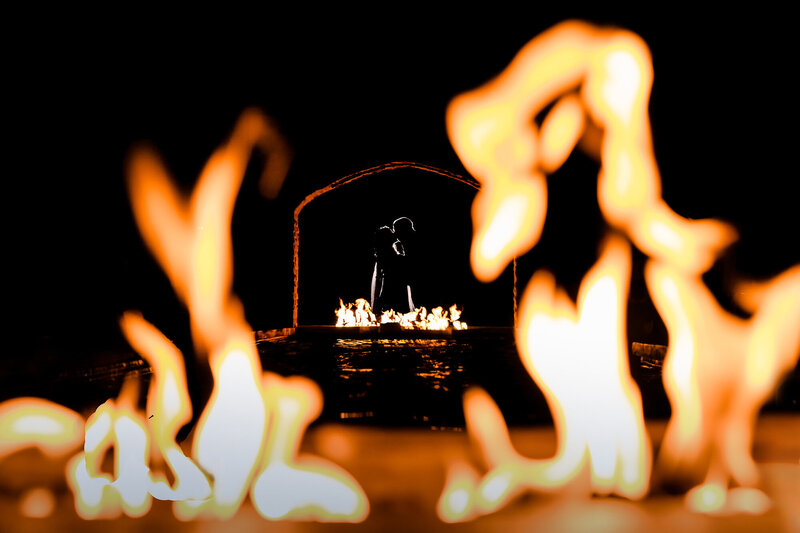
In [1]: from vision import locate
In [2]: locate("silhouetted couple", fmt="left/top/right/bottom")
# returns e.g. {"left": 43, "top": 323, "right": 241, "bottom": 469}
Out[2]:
{"left": 370, "top": 217, "right": 416, "bottom": 314}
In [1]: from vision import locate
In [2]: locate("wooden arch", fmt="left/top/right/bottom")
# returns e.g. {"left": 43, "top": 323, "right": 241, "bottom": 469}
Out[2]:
{"left": 292, "top": 161, "right": 516, "bottom": 327}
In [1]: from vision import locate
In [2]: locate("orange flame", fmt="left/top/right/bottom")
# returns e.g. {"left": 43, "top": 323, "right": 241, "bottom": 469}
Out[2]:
{"left": 66, "top": 379, "right": 153, "bottom": 519}
{"left": 443, "top": 18, "right": 797, "bottom": 520}
{"left": 335, "top": 299, "right": 467, "bottom": 330}
{"left": 335, "top": 298, "right": 377, "bottom": 327}
{"left": 251, "top": 373, "right": 369, "bottom": 521}
{"left": 119, "top": 311, "right": 211, "bottom": 503}
{"left": 127, "top": 109, "right": 275, "bottom": 519}
{"left": 116, "top": 109, "right": 368, "bottom": 521}
{"left": 647, "top": 261, "right": 800, "bottom": 514}
{"left": 0, "top": 398, "right": 84, "bottom": 460}
{"left": 438, "top": 237, "right": 650, "bottom": 522}
{"left": 447, "top": 20, "right": 735, "bottom": 279}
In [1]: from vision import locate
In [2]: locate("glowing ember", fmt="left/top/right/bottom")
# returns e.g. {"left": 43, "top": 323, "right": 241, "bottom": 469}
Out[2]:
{"left": 335, "top": 299, "right": 467, "bottom": 330}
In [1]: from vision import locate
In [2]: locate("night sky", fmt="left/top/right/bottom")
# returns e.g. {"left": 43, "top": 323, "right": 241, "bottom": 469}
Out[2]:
{"left": 6, "top": 10, "right": 798, "bottom": 373}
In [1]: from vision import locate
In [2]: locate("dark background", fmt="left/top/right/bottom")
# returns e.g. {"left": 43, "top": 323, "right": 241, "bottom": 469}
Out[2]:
{"left": 6, "top": 10, "right": 798, "bottom": 377}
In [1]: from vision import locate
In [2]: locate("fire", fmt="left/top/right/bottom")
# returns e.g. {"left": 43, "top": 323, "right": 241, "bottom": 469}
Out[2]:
{"left": 251, "top": 373, "right": 368, "bottom": 521}
{"left": 335, "top": 298, "right": 377, "bottom": 327}
{"left": 66, "top": 379, "right": 153, "bottom": 519}
{"left": 335, "top": 299, "right": 468, "bottom": 330}
{"left": 446, "top": 20, "right": 735, "bottom": 279}
{"left": 0, "top": 398, "right": 84, "bottom": 460}
{"left": 0, "top": 109, "right": 367, "bottom": 523}
{"left": 439, "top": 237, "right": 650, "bottom": 522}
{"left": 125, "top": 108, "right": 367, "bottom": 521}
{"left": 119, "top": 311, "right": 212, "bottom": 503}
{"left": 647, "top": 261, "right": 800, "bottom": 514}
{"left": 441, "top": 18, "right": 796, "bottom": 520}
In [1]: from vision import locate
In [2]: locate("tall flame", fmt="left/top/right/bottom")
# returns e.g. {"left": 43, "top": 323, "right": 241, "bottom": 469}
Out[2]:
{"left": 647, "top": 261, "right": 800, "bottom": 514}
{"left": 440, "top": 18, "right": 795, "bottom": 521}
{"left": 127, "top": 109, "right": 273, "bottom": 518}
{"left": 438, "top": 237, "right": 650, "bottom": 522}
{"left": 515, "top": 235, "right": 649, "bottom": 499}
{"left": 124, "top": 109, "right": 367, "bottom": 521}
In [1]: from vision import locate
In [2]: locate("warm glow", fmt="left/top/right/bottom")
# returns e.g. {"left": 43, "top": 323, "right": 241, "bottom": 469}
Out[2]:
{"left": 250, "top": 373, "right": 369, "bottom": 522}
{"left": 646, "top": 260, "right": 800, "bottom": 514}
{"left": 335, "top": 299, "right": 467, "bottom": 330}
{"left": 438, "top": 237, "right": 651, "bottom": 522}
{"left": 19, "top": 487, "right": 56, "bottom": 518}
{"left": 446, "top": 20, "right": 735, "bottom": 280}
{"left": 119, "top": 311, "right": 211, "bottom": 503}
{"left": 516, "top": 236, "right": 650, "bottom": 499}
{"left": 66, "top": 379, "right": 153, "bottom": 519}
{"left": 114, "top": 108, "right": 367, "bottom": 521}
{"left": 335, "top": 298, "right": 377, "bottom": 327}
{"left": 440, "top": 18, "right": 796, "bottom": 521}
{"left": 0, "top": 398, "right": 84, "bottom": 460}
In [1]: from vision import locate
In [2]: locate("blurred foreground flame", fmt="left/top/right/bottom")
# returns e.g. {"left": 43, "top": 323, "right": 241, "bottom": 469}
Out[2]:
{"left": 0, "top": 398, "right": 84, "bottom": 460}
{"left": 0, "top": 109, "right": 367, "bottom": 523}
{"left": 647, "top": 261, "right": 800, "bottom": 514}
{"left": 441, "top": 19, "right": 798, "bottom": 520}
{"left": 439, "top": 237, "right": 650, "bottom": 521}
{"left": 447, "top": 20, "right": 735, "bottom": 280}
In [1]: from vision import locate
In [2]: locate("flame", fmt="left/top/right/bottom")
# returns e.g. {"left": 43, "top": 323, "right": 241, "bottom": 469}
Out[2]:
{"left": 446, "top": 20, "right": 735, "bottom": 279}
{"left": 0, "top": 398, "right": 84, "bottom": 460}
{"left": 66, "top": 379, "right": 153, "bottom": 519}
{"left": 335, "top": 299, "right": 467, "bottom": 330}
{"left": 443, "top": 18, "right": 797, "bottom": 520}
{"left": 119, "top": 311, "right": 211, "bottom": 502}
{"left": 438, "top": 237, "right": 650, "bottom": 522}
{"left": 251, "top": 373, "right": 369, "bottom": 522}
{"left": 80, "top": 108, "right": 365, "bottom": 522}
{"left": 335, "top": 298, "right": 377, "bottom": 327}
{"left": 646, "top": 261, "right": 800, "bottom": 514}
{"left": 0, "top": 109, "right": 366, "bottom": 523}
{"left": 127, "top": 109, "right": 275, "bottom": 519}
{"left": 515, "top": 236, "right": 650, "bottom": 498}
